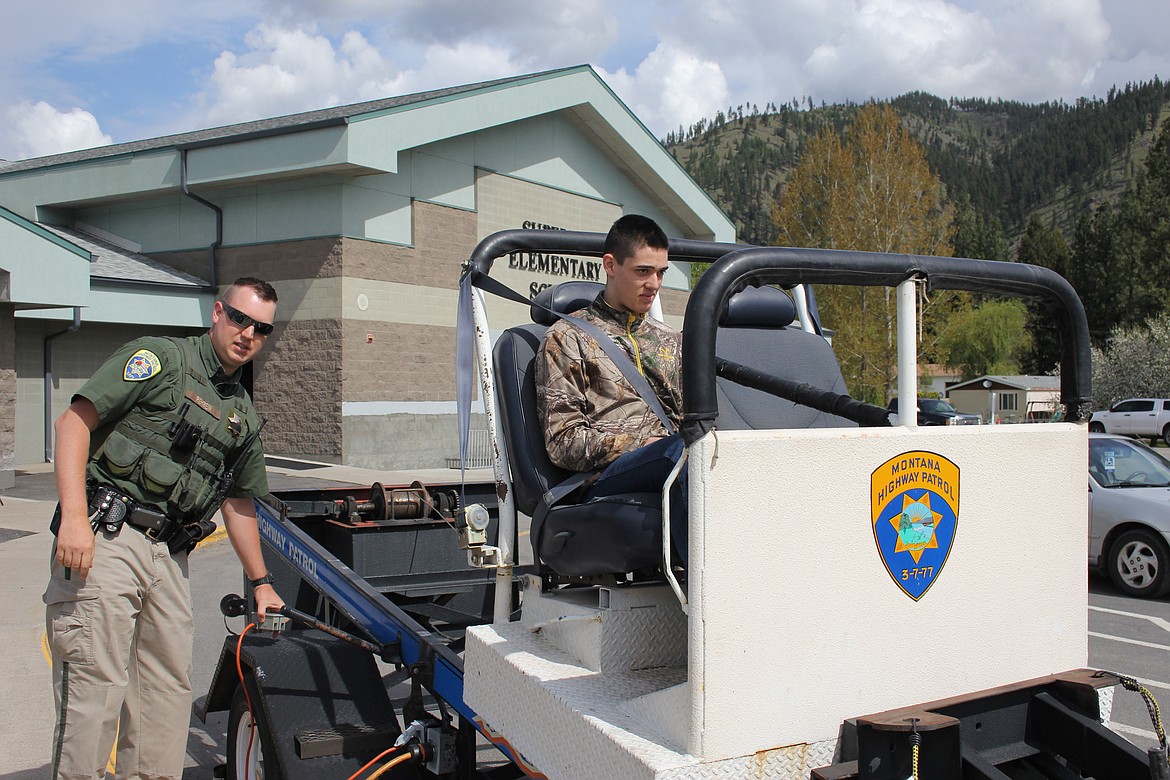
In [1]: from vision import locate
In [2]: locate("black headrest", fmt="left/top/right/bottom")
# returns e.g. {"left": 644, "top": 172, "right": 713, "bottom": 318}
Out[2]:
{"left": 719, "top": 285, "right": 797, "bottom": 328}
{"left": 531, "top": 281, "right": 605, "bottom": 325}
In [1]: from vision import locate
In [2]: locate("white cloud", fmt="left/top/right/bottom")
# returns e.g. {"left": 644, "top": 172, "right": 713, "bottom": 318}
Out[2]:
{"left": 186, "top": 22, "right": 535, "bottom": 132}
{"left": 651, "top": 0, "right": 1116, "bottom": 115}
{"left": 4, "top": 101, "right": 112, "bottom": 160}
{"left": 267, "top": 0, "right": 620, "bottom": 65}
{"left": 600, "top": 45, "right": 730, "bottom": 137}
{"left": 395, "top": 41, "right": 526, "bottom": 94}
{"left": 193, "top": 24, "right": 407, "bottom": 127}
{"left": 1, "top": 0, "right": 1168, "bottom": 158}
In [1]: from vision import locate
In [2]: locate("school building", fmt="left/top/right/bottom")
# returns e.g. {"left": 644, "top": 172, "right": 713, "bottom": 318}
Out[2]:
{"left": 0, "top": 65, "right": 735, "bottom": 486}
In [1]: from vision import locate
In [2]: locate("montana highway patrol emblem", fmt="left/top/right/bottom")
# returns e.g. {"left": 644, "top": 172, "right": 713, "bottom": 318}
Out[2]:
{"left": 871, "top": 451, "right": 959, "bottom": 600}
{"left": 123, "top": 349, "right": 161, "bottom": 381}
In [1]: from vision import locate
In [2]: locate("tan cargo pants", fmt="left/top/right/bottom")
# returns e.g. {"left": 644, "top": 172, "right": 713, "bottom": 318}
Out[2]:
{"left": 44, "top": 523, "right": 193, "bottom": 780}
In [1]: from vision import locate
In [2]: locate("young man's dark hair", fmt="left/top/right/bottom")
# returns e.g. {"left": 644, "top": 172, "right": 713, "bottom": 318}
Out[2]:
{"left": 604, "top": 214, "right": 670, "bottom": 263}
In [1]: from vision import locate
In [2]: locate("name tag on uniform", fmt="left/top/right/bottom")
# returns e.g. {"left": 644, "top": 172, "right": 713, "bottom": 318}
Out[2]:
{"left": 185, "top": 389, "right": 222, "bottom": 420}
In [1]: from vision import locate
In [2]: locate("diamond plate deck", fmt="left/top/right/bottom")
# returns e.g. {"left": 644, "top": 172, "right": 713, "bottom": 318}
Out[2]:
{"left": 466, "top": 579, "right": 838, "bottom": 780}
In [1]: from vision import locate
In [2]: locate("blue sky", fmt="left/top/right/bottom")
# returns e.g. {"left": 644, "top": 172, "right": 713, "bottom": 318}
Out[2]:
{"left": 2, "top": 0, "right": 1168, "bottom": 162}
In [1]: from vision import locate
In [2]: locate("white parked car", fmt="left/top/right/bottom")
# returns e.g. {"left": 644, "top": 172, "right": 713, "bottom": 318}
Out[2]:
{"left": 1089, "top": 398, "right": 1170, "bottom": 446}
{"left": 1089, "top": 432, "right": 1170, "bottom": 598}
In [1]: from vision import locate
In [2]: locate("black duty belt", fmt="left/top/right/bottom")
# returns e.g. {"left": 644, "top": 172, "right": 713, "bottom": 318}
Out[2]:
{"left": 87, "top": 483, "right": 180, "bottom": 543}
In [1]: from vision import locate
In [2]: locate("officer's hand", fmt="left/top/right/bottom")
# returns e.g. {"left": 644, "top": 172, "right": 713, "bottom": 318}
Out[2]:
{"left": 254, "top": 584, "right": 284, "bottom": 623}
{"left": 55, "top": 513, "right": 95, "bottom": 579}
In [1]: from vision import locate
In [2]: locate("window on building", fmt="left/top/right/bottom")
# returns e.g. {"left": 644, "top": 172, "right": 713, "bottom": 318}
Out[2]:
{"left": 999, "top": 393, "right": 1018, "bottom": 411}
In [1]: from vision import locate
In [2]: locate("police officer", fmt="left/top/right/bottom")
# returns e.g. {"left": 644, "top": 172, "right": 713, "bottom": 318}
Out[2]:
{"left": 45, "top": 277, "right": 284, "bottom": 779}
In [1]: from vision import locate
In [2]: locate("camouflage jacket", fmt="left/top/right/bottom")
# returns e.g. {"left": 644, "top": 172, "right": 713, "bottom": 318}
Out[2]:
{"left": 536, "top": 293, "right": 682, "bottom": 472}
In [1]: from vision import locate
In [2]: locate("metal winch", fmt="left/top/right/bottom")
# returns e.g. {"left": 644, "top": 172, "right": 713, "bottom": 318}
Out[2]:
{"left": 339, "top": 481, "right": 457, "bottom": 524}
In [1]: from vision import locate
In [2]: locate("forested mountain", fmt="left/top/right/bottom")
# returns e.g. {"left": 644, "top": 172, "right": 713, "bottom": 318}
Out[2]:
{"left": 667, "top": 78, "right": 1170, "bottom": 393}
{"left": 665, "top": 78, "right": 1170, "bottom": 249}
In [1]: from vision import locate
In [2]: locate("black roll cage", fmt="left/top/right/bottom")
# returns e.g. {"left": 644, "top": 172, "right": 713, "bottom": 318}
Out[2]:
{"left": 465, "top": 230, "right": 1092, "bottom": 445}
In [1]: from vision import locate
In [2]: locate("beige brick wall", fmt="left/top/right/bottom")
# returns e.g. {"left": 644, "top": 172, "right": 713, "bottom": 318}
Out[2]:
{"left": 172, "top": 238, "right": 350, "bottom": 461}
{"left": 343, "top": 201, "right": 476, "bottom": 289}
{"left": 255, "top": 317, "right": 344, "bottom": 461}
{"left": 343, "top": 322, "right": 457, "bottom": 402}
{"left": 476, "top": 171, "right": 620, "bottom": 240}
{"left": 659, "top": 288, "right": 688, "bottom": 318}
{"left": 0, "top": 305, "right": 15, "bottom": 487}
{"left": 343, "top": 413, "right": 485, "bottom": 471}
{"left": 340, "top": 203, "right": 480, "bottom": 467}
{"left": 156, "top": 237, "right": 344, "bottom": 288}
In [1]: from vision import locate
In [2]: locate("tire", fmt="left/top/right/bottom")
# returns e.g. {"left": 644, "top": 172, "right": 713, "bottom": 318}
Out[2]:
{"left": 1107, "top": 528, "right": 1170, "bottom": 599}
{"left": 1089, "top": 422, "right": 1105, "bottom": 433}
{"left": 227, "top": 674, "right": 277, "bottom": 780}
{"left": 1163, "top": 424, "right": 1170, "bottom": 447}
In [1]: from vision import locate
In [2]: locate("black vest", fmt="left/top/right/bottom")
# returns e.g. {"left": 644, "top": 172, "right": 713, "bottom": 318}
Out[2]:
{"left": 90, "top": 337, "right": 253, "bottom": 520}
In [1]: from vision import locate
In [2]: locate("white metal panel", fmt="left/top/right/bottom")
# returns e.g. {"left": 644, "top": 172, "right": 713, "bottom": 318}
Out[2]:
{"left": 687, "top": 423, "right": 1088, "bottom": 760}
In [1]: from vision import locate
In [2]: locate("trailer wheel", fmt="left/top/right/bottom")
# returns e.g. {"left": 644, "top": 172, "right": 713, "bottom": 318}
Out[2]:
{"left": 227, "top": 674, "right": 277, "bottom": 780}
{"left": 1107, "top": 528, "right": 1170, "bottom": 599}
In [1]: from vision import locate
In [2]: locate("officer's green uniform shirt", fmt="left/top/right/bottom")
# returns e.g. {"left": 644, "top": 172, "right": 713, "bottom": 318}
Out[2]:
{"left": 76, "top": 332, "right": 269, "bottom": 510}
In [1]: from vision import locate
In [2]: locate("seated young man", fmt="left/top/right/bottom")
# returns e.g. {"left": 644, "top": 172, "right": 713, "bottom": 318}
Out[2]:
{"left": 535, "top": 214, "right": 689, "bottom": 563}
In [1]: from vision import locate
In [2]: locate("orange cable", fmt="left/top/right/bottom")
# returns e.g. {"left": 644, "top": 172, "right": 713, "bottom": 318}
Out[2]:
{"left": 365, "top": 751, "right": 415, "bottom": 780}
{"left": 345, "top": 745, "right": 402, "bottom": 780}
{"left": 235, "top": 624, "right": 257, "bottom": 774}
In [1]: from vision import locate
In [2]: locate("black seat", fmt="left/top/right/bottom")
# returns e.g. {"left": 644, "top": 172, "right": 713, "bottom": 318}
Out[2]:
{"left": 493, "top": 282, "right": 662, "bottom": 578}
{"left": 492, "top": 281, "right": 854, "bottom": 579}
{"left": 715, "top": 285, "right": 857, "bottom": 430}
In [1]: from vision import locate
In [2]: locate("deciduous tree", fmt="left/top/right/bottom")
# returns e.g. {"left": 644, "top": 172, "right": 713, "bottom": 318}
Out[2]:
{"left": 1091, "top": 315, "right": 1170, "bottom": 409}
{"left": 938, "top": 299, "right": 1031, "bottom": 380}
{"left": 772, "top": 102, "right": 954, "bottom": 404}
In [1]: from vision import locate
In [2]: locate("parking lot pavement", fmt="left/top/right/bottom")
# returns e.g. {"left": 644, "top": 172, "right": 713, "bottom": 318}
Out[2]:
{"left": 1088, "top": 574, "right": 1170, "bottom": 751}
{"left": 0, "top": 479, "right": 57, "bottom": 780}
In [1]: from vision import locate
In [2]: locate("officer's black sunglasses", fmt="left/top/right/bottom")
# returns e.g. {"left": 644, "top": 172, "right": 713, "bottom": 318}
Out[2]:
{"left": 219, "top": 301, "right": 275, "bottom": 336}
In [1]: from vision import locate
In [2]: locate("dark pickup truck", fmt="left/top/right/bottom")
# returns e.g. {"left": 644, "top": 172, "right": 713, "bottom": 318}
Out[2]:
{"left": 888, "top": 396, "right": 982, "bottom": 426}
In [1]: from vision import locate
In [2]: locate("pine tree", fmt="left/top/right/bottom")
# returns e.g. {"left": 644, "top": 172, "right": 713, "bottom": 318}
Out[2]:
{"left": 1016, "top": 215, "right": 1072, "bottom": 374}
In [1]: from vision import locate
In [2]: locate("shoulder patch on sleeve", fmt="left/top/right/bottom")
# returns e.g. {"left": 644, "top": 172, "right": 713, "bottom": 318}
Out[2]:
{"left": 123, "top": 349, "right": 162, "bottom": 381}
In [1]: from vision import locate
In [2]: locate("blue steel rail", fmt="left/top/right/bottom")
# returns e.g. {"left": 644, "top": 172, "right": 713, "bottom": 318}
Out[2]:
{"left": 255, "top": 498, "right": 472, "bottom": 716}
{"left": 253, "top": 495, "right": 536, "bottom": 773}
